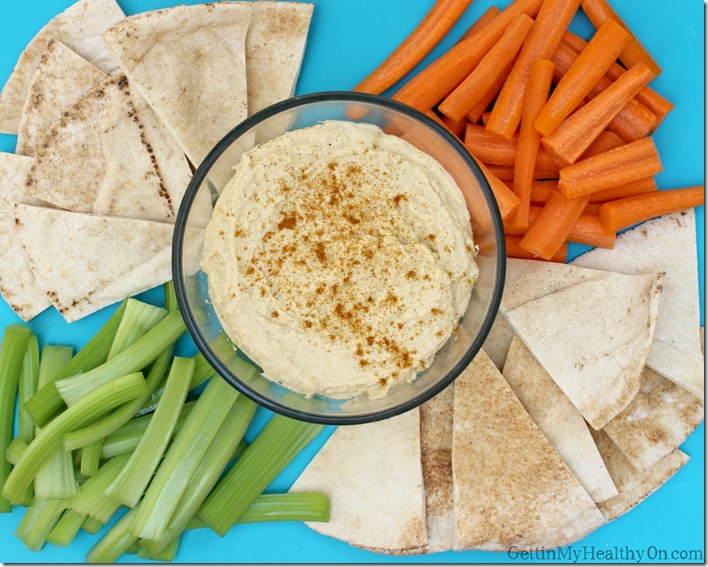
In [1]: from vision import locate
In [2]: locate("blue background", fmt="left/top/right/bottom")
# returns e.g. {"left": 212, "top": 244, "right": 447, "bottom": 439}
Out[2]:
{"left": 0, "top": 0, "right": 704, "bottom": 563}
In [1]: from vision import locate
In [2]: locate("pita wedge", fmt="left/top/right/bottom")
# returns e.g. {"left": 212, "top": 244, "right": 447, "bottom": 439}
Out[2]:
{"left": 103, "top": 3, "right": 252, "bottom": 166}
{"left": 452, "top": 350, "right": 605, "bottom": 552}
{"left": 603, "top": 366, "right": 703, "bottom": 471}
{"left": 291, "top": 408, "right": 427, "bottom": 554}
{"left": 23, "top": 74, "right": 191, "bottom": 222}
{"left": 0, "top": 0, "right": 124, "bottom": 134}
{"left": 15, "top": 203, "right": 173, "bottom": 323}
{"left": 503, "top": 336, "right": 618, "bottom": 502}
{"left": 504, "top": 266, "right": 663, "bottom": 430}
{"left": 573, "top": 210, "right": 704, "bottom": 400}
{"left": 589, "top": 429, "right": 689, "bottom": 521}
{"left": 243, "top": 2, "right": 313, "bottom": 115}
{"left": 0, "top": 154, "right": 50, "bottom": 320}
{"left": 16, "top": 39, "right": 107, "bottom": 156}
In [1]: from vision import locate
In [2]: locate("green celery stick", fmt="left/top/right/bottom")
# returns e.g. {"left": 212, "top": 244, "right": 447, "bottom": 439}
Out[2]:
{"left": 18, "top": 334, "right": 39, "bottom": 444}
{"left": 138, "top": 537, "right": 179, "bottom": 562}
{"left": 164, "top": 281, "right": 178, "bottom": 312}
{"left": 190, "top": 352, "right": 216, "bottom": 390}
{"left": 56, "top": 311, "right": 185, "bottom": 406}
{"left": 71, "top": 452, "right": 131, "bottom": 523}
{"left": 139, "top": 395, "right": 257, "bottom": 552}
{"left": 80, "top": 441, "right": 102, "bottom": 476}
{"left": 6, "top": 438, "right": 28, "bottom": 465}
{"left": 198, "top": 414, "right": 324, "bottom": 536}
{"left": 25, "top": 301, "right": 127, "bottom": 428}
{"left": 106, "top": 357, "right": 194, "bottom": 507}
{"left": 125, "top": 541, "right": 140, "bottom": 555}
{"left": 82, "top": 516, "right": 104, "bottom": 535}
{"left": 2, "top": 372, "right": 148, "bottom": 504}
{"left": 0, "top": 324, "right": 32, "bottom": 512}
{"left": 47, "top": 508, "right": 87, "bottom": 546}
{"left": 86, "top": 508, "right": 139, "bottom": 564}
{"left": 131, "top": 377, "right": 239, "bottom": 540}
{"left": 15, "top": 497, "right": 68, "bottom": 551}
{"left": 107, "top": 299, "right": 168, "bottom": 360}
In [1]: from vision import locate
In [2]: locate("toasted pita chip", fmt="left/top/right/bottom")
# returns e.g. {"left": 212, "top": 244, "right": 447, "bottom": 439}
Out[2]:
{"left": 0, "top": 154, "right": 50, "bottom": 320}
{"left": 16, "top": 39, "right": 106, "bottom": 156}
{"left": 244, "top": 2, "right": 313, "bottom": 115}
{"left": 572, "top": 210, "right": 704, "bottom": 400}
{"left": 104, "top": 3, "right": 252, "bottom": 166}
{"left": 603, "top": 366, "right": 703, "bottom": 471}
{"left": 589, "top": 429, "right": 689, "bottom": 521}
{"left": 504, "top": 268, "right": 663, "bottom": 430}
{"left": 452, "top": 350, "right": 605, "bottom": 552}
{"left": 15, "top": 203, "right": 173, "bottom": 322}
{"left": 503, "top": 336, "right": 618, "bottom": 502}
{"left": 23, "top": 74, "right": 190, "bottom": 222}
{"left": 0, "top": 0, "right": 124, "bottom": 134}
{"left": 291, "top": 409, "right": 427, "bottom": 554}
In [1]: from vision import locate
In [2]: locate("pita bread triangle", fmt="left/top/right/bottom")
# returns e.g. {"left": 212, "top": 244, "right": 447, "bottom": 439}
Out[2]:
{"left": 0, "top": 154, "right": 50, "bottom": 320}
{"left": 103, "top": 3, "right": 252, "bottom": 166}
{"left": 572, "top": 210, "right": 704, "bottom": 400}
{"left": 16, "top": 38, "right": 107, "bottom": 157}
{"left": 23, "top": 73, "right": 191, "bottom": 222}
{"left": 0, "top": 0, "right": 124, "bottom": 134}
{"left": 503, "top": 265, "right": 663, "bottom": 430}
{"left": 502, "top": 335, "right": 618, "bottom": 502}
{"left": 589, "top": 428, "right": 689, "bottom": 521}
{"left": 603, "top": 366, "right": 703, "bottom": 471}
{"left": 290, "top": 408, "right": 427, "bottom": 554}
{"left": 452, "top": 349, "right": 605, "bottom": 551}
{"left": 15, "top": 203, "right": 173, "bottom": 323}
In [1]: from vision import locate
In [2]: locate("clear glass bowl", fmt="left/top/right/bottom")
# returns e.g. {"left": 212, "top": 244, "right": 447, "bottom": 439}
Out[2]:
{"left": 173, "top": 91, "right": 505, "bottom": 425}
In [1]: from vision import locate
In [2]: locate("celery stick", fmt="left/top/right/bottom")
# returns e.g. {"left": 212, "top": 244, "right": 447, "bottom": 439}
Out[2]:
{"left": 190, "top": 352, "right": 216, "bottom": 390}
{"left": 25, "top": 301, "right": 127, "bottom": 428}
{"left": 47, "top": 508, "right": 87, "bottom": 546}
{"left": 0, "top": 323, "right": 32, "bottom": 512}
{"left": 72, "top": 452, "right": 130, "bottom": 523}
{"left": 140, "top": 396, "right": 257, "bottom": 552}
{"left": 2, "top": 373, "right": 148, "bottom": 504}
{"left": 198, "top": 415, "right": 324, "bottom": 536}
{"left": 108, "top": 299, "right": 168, "bottom": 360}
{"left": 86, "top": 508, "right": 139, "bottom": 564}
{"left": 131, "top": 377, "right": 240, "bottom": 540}
{"left": 125, "top": 541, "right": 140, "bottom": 555}
{"left": 236, "top": 493, "right": 330, "bottom": 523}
{"left": 56, "top": 311, "right": 185, "bottom": 407}
{"left": 164, "top": 281, "right": 178, "bottom": 312}
{"left": 138, "top": 537, "right": 179, "bottom": 562}
{"left": 15, "top": 497, "right": 68, "bottom": 551}
{"left": 18, "top": 334, "right": 39, "bottom": 444}
{"left": 101, "top": 400, "right": 195, "bottom": 459}
{"left": 106, "top": 357, "right": 194, "bottom": 507}
{"left": 80, "top": 441, "right": 102, "bottom": 476}
{"left": 6, "top": 437, "right": 27, "bottom": 465}
{"left": 82, "top": 516, "right": 104, "bottom": 535}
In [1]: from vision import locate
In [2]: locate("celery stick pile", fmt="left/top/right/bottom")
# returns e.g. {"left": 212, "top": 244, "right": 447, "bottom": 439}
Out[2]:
{"left": 0, "top": 283, "right": 328, "bottom": 562}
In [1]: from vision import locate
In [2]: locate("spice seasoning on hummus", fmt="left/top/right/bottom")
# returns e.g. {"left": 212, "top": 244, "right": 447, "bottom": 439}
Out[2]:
{"left": 201, "top": 121, "right": 478, "bottom": 399}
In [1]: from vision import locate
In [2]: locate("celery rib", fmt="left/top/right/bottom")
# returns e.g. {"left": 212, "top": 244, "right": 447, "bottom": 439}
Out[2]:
{"left": 71, "top": 452, "right": 131, "bottom": 523}
{"left": 82, "top": 516, "right": 104, "bottom": 535}
{"left": 164, "top": 281, "right": 178, "bottom": 313}
{"left": 2, "top": 373, "right": 148, "bottom": 504}
{"left": 18, "top": 334, "right": 39, "bottom": 444}
{"left": 237, "top": 493, "right": 330, "bottom": 523}
{"left": 6, "top": 438, "right": 27, "bottom": 465}
{"left": 138, "top": 538, "right": 179, "bottom": 562}
{"left": 80, "top": 441, "right": 103, "bottom": 476}
{"left": 86, "top": 508, "right": 139, "bottom": 564}
{"left": 198, "top": 414, "right": 324, "bottom": 536}
{"left": 107, "top": 299, "right": 167, "bottom": 360}
{"left": 47, "top": 508, "right": 87, "bottom": 546}
{"left": 15, "top": 497, "right": 68, "bottom": 551}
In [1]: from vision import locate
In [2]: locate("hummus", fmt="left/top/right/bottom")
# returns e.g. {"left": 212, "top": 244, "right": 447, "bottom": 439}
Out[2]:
{"left": 201, "top": 120, "right": 478, "bottom": 399}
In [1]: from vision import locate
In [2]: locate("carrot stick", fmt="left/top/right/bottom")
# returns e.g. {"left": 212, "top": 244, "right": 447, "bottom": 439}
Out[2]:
{"left": 392, "top": 0, "right": 545, "bottom": 112}
{"left": 581, "top": 129, "right": 624, "bottom": 156}
{"left": 505, "top": 59, "right": 555, "bottom": 233}
{"left": 486, "top": 0, "right": 582, "bottom": 139}
{"left": 439, "top": 14, "right": 534, "bottom": 122}
{"left": 472, "top": 155, "right": 521, "bottom": 220}
{"left": 464, "top": 59, "right": 515, "bottom": 122}
{"left": 354, "top": 0, "right": 474, "bottom": 95}
{"left": 481, "top": 111, "right": 492, "bottom": 126}
{"left": 558, "top": 137, "right": 663, "bottom": 199}
{"left": 589, "top": 176, "right": 657, "bottom": 202}
{"left": 598, "top": 186, "right": 705, "bottom": 232}
{"left": 580, "top": 0, "right": 662, "bottom": 76}
{"left": 583, "top": 203, "right": 602, "bottom": 215}
{"left": 488, "top": 164, "right": 559, "bottom": 181}
{"left": 518, "top": 191, "right": 589, "bottom": 259}
{"left": 442, "top": 114, "right": 468, "bottom": 139}
{"left": 523, "top": 205, "right": 615, "bottom": 247}
{"left": 459, "top": 5, "right": 501, "bottom": 41}
{"left": 542, "top": 63, "right": 655, "bottom": 165}
{"left": 535, "top": 19, "right": 631, "bottom": 136}
{"left": 506, "top": 233, "right": 567, "bottom": 262}
{"left": 528, "top": 179, "right": 560, "bottom": 202}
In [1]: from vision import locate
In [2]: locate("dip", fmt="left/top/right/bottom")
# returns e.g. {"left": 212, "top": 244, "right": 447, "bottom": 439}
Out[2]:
{"left": 201, "top": 121, "right": 478, "bottom": 399}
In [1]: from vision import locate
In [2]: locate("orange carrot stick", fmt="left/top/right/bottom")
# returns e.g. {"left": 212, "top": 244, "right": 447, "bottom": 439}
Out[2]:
{"left": 459, "top": 5, "right": 501, "bottom": 41}
{"left": 392, "top": 0, "right": 545, "bottom": 112}
{"left": 528, "top": 179, "right": 560, "bottom": 203}
{"left": 599, "top": 186, "right": 705, "bottom": 232}
{"left": 442, "top": 114, "right": 468, "bottom": 139}
{"left": 506, "top": 233, "right": 567, "bottom": 262}
{"left": 464, "top": 59, "right": 515, "bottom": 122}
{"left": 535, "top": 19, "right": 631, "bottom": 136}
{"left": 582, "top": 203, "right": 602, "bottom": 215}
{"left": 589, "top": 176, "right": 657, "bottom": 202}
{"left": 439, "top": 14, "right": 534, "bottom": 122}
{"left": 522, "top": 205, "right": 615, "bottom": 247}
{"left": 354, "top": 0, "right": 474, "bottom": 95}
{"left": 580, "top": 0, "right": 662, "bottom": 76}
{"left": 542, "top": 63, "right": 655, "bottom": 165}
{"left": 558, "top": 137, "right": 663, "bottom": 199}
{"left": 486, "top": 0, "right": 582, "bottom": 139}
{"left": 505, "top": 59, "right": 555, "bottom": 233}
{"left": 472, "top": 155, "right": 521, "bottom": 220}
{"left": 489, "top": 164, "right": 559, "bottom": 181}
{"left": 580, "top": 129, "right": 624, "bottom": 156}
{"left": 481, "top": 111, "right": 492, "bottom": 126}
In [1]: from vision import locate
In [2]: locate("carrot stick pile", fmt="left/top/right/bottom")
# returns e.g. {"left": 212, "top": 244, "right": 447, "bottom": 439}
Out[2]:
{"left": 355, "top": 0, "right": 704, "bottom": 262}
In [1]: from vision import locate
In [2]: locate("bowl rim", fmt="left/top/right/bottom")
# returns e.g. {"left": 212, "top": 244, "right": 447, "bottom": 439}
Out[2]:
{"left": 172, "top": 90, "right": 506, "bottom": 425}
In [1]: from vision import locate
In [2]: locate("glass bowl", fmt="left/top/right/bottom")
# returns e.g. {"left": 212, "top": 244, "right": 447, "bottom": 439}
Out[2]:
{"left": 173, "top": 91, "right": 505, "bottom": 425}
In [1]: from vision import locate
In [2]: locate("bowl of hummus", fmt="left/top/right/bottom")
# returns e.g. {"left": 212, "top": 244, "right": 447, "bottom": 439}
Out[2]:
{"left": 173, "top": 92, "right": 505, "bottom": 424}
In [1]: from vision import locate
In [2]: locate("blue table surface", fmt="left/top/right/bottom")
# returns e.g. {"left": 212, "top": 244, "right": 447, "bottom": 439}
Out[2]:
{"left": 0, "top": 0, "right": 704, "bottom": 563}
